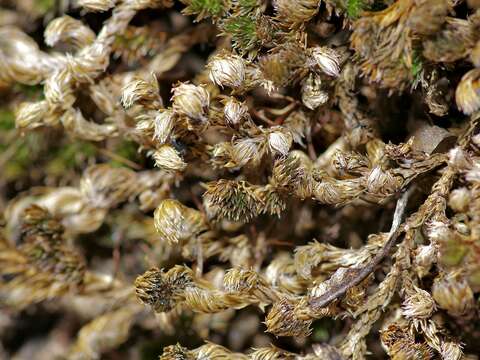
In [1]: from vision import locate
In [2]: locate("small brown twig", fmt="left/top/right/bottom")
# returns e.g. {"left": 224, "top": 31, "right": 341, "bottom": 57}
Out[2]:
{"left": 96, "top": 147, "right": 143, "bottom": 170}
{"left": 309, "top": 186, "right": 413, "bottom": 310}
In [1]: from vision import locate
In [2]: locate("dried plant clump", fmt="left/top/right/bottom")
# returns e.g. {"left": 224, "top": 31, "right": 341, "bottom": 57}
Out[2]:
{"left": 1, "top": 0, "right": 480, "bottom": 359}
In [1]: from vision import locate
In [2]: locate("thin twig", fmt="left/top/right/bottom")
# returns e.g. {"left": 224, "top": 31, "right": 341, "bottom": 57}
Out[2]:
{"left": 96, "top": 147, "right": 143, "bottom": 170}
{"left": 309, "top": 186, "right": 413, "bottom": 310}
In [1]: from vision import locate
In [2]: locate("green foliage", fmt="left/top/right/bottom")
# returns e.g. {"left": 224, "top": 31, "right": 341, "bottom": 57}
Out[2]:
{"left": 0, "top": 109, "right": 15, "bottom": 130}
{"left": 35, "top": 0, "right": 56, "bottom": 14}
{"left": 221, "top": 14, "right": 258, "bottom": 53}
{"left": 182, "top": 0, "right": 227, "bottom": 20}
{"left": 347, "top": 0, "right": 364, "bottom": 19}
{"left": 411, "top": 52, "right": 423, "bottom": 79}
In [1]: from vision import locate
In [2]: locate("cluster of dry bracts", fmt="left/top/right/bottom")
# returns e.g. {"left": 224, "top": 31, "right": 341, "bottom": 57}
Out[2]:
{"left": 1, "top": 0, "right": 480, "bottom": 359}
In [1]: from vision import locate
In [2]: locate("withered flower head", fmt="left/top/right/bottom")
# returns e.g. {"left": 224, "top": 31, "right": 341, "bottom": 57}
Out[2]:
{"left": 265, "top": 298, "right": 312, "bottom": 337}
{"left": 135, "top": 266, "right": 193, "bottom": 312}
{"left": 223, "top": 268, "right": 260, "bottom": 293}
{"left": 432, "top": 271, "right": 475, "bottom": 317}
{"left": 307, "top": 46, "right": 341, "bottom": 77}
{"left": 223, "top": 97, "right": 249, "bottom": 128}
{"left": 159, "top": 343, "right": 194, "bottom": 360}
{"left": 15, "top": 101, "right": 53, "bottom": 129}
{"left": 208, "top": 53, "right": 246, "bottom": 88}
{"left": 440, "top": 342, "right": 463, "bottom": 360}
{"left": 448, "top": 187, "right": 471, "bottom": 213}
{"left": 273, "top": 0, "right": 318, "bottom": 26}
{"left": 203, "top": 180, "right": 261, "bottom": 222}
{"left": 301, "top": 73, "right": 328, "bottom": 110}
{"left": 171, "top": 82, "right": 210, "bottom": 125}
{"left": 380, "top": 324, "right": 433, "bottom": 360}
{"left": 121, "top": 75, "right": 161, "bottom": 109}
{"left": 402, "top": 284, "right": 436, "bottom": 320}
{"left": 44, "top": 15, "right": 95, "bottom": 50}
{"left": 154, "top": 199, "right": 206, "bottom": 244}
{"left": 267, "top": 129, "right": 292, "bottom": 156}
{"left": 455, "top": 68, "right": 480, "bottom": 115}
{"left": 80, "top": 164, "right": 136, "bottom": 208}
{"left": 154, "top": 109, "right": 175, "bottom": 144}
{"left": 152, "top": 144, "right": 187, "bottom": 171}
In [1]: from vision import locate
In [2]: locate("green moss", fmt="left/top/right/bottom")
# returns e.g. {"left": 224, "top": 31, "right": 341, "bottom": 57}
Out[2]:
{"left": 46, "top": 141, "right": 97, "bottom": 175}
{"left": 13, "top": 84, "right": 44, "bottom": 100}
{"left": 347, "top": 0, "right": 365, "bottom": 19}
{"left": 190, "top": 0, "right": 224, "bottom": 15}
{"left": 439, "top": 240, "right": 467, "bottom": 267}
{"left": 182, "top": 0, "right": 227, "bottom": 19}
{"left": 411, "top": 52, "right": 423, "bottom": 79}
{"left": 35, "top": 0, "right": 56, "bottom": 14}
{"left": 0, "top": 109, "right": 15, "bottom": 130}
{"left": 222, "top": 14, "right": 258, "bottom": 53}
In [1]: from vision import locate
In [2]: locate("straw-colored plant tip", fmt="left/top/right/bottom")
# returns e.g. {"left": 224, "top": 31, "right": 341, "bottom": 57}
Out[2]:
{"left": 208, "top": 53, "right": 246, "bottom": 88}
{"left": 455, "top": 68, "right": 480, "bottom": 115}
{"left": 78, "top": 0, "right": 118, "bottom": 12}
{"left": 273, "top": 0, "right": 319, "bottom": 26}
{"left": 223, "top": 97, "right": 249, "bottom": 128}
{"left": 153, "top": 144, "right": 187, "bottom": 171}
{"left": 307, "top": 46, "right": 342, "bottom": 77}
{"left": 171, "top": 82, "right": 210, "bottom": 126}
{"left": 301, "top": 73, "right": 329, "bottom": 110}
{"left": 2, "top": 0, "right": 480, "bottom": 359}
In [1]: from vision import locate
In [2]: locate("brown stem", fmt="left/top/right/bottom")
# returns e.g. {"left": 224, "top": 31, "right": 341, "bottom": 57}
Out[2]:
{"left": 309, "top": 186, "right": 413, "bottom": 310}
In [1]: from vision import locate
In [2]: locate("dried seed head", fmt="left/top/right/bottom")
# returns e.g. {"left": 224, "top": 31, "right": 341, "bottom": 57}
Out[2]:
{"left": 80, "top": 164, "right": 136, "bottom": 208}
{"left": 440, "top": 342, "right": 463, "bottom": 360}
{"left": 268, "top": 130, "right": 292, "bottom": 156}
{"left": 223, "top": 97, "right": 249, "bottom": 128}
{"left": 15, "top": 101, "right": 54, "bottom": 129}
{"left": 455, "top": 68, "right": 480, "bottom": 115}
{"left": 270, "top": 155, "right": 303, "bottom": 190}
{"left": 331, "top": 150, "right": 369, "bottom": 176}
{"left": 232, "top": 137, "right": 265, "bottom": 167}
{"left": 301, "top": 73, "right": 329, "bottom": 110}
{"left": 223, "top": 268, "right": 260, "bottom": 293}
{"left": 448, "top": 147, "right": 472, "bottom": 170}
{"left": 152, "top": 144, "right": 187, "bottom": 171}
{"left": 413, "top": 244, "right": 436, "bottom": 279}
{"left": 77, "top": 0, "right": 117, "bottom": 12}
{"left": 135, "top": 113, "right": 155, "bottom": 133}
{"left": 208, "top": 53, "right": 246, "bottom": 88}
{"left": 425, "top": 220, "right": 451, "bottom": 244}
{"left": 381, "top": 324, "right": 433, "bottom": 360}
{"left": 432, "top": 272, "right": 475, "bottom": 317}
{"left": 134, "top": 266, "right": 193, "bottom": 312}
{"left": 449, "top": 187, "right": 471, "bottom": 213}
{"left": 307, "top": 46, "right": 341, "bottom": 77}
{"left": 203, "top": 180, "right": 261, "bottom": 222}
{"left": 258, "top": 45, "right": 306, "bottom": 89}
{"left": 402, "top": 285, "right": 436, "bottom": 320}
{"left": 273, "top": 0, "right": 318, "bottom": 25}
{"left": 44, "top": 15, "right": 95, "bottom": 49}
{"left": 153, "top": 199, "right": 206, "bottom": 244}
{"left": 154, "top": 109, "right": 175, "bottom": 144}
{"left": 366, "top": 166, "right": 402, "bottom": 197}
{"left": 466, "top": 163, "right": 480, "bottom": 184}
{"left": 265, "top": 298, "right": 312, "bottom": 337}
{"left": 121, "top": 75, "right": 161, "bottom": 109}
{"left": 159, "top": 344, "right": 193, "bottom": 360}
{"left": 171, "top": 83, "right": 210, "bottom": 125}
